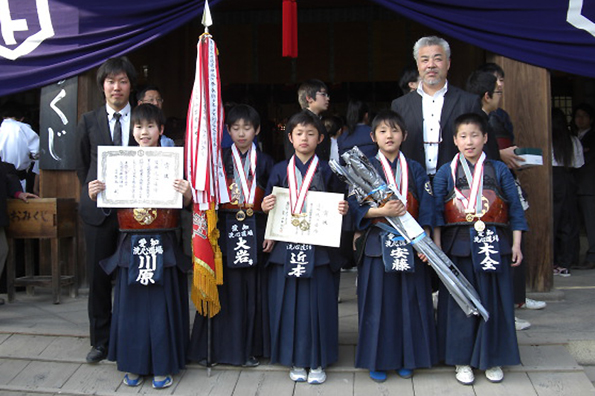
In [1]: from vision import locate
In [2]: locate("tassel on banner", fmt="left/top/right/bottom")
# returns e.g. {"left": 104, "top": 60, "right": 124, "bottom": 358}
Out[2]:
{"left": 282, "top": 0, "right": 298, "bottom": 58}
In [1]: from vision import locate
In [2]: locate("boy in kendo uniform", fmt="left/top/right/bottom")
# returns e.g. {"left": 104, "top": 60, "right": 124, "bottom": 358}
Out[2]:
{"left": 188, "top": 104, "right": 274, "bottom": 367}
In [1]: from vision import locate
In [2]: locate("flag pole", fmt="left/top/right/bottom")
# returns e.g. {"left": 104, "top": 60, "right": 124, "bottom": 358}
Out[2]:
{"left": 202, "top": 0, "right": 213, "bottom": 378}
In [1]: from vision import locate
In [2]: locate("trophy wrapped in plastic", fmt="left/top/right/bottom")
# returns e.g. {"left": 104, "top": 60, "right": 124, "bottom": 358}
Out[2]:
{"left": 330, "top": 147, "right": 489, "bottom": 321}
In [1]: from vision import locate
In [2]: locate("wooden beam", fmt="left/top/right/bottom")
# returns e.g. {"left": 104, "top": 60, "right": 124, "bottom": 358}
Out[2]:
{"left": 489, "top": 55, "right": 552, "bottom": 292}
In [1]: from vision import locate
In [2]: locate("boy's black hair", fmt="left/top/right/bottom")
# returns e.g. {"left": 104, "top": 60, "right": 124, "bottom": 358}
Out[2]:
{"left": 226, "top": 104, "right": 261, "bottom": 130}
{"left": 96, "top": 56, "right": 137, "bottom": 90}
{"left": 297, "top": 79, "right": 328, "bottom": 109}
{"left": 453, "top": 113, "right": 487, "bottom": 136}
{"left": 131, "top": 103, "right": 166, "bottom": 128}
{"left": 0, "top": 101, "right": 26, "bottom": 119}
{"left": 398, "top": 64, "right": 419, "bottom": 95}
{"left": 371, "top": 110, "right": 408, "bottom": 137}
{"left": 477, "top": 62, "right": 505, "bottom": 78}
{"left": 136, "top": 85, "right": 161, "bottom": 102}
{"left": 572, "top": 102, "right": 595, "bottom": 130}
{"left": 286, "top": 110, "right": 325, "bottom": 137}
{"left": 466, "top": 71, "right": 497, "bottom": 99}
{"left": 345, "top": 99, "right": 369, "bottom": 135}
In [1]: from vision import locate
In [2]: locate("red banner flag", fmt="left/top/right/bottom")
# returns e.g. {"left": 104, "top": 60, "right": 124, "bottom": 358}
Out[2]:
{"left": 282, "top": 0, "right": 298, "bottom": 58}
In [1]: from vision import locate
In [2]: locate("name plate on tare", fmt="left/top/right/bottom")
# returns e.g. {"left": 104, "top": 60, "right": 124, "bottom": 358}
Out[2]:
{"left": 97, "top": 146, "right": 184, "bottom": 208}
{"left": 264, "top": 186, "right": 344, "bottom": 248}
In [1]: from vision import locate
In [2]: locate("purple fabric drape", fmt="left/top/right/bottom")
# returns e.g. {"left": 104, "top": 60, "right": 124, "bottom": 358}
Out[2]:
{"left": 0, "top": 0, "right": 221, "bottom": 96}
{"left": 370, "top": 0, "right": 595, "bottom": 78}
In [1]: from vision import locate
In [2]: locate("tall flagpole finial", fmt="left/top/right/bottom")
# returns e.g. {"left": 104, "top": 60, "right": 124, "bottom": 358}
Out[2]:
{"left": 202, "top": 0, "right": 213, "bottom": 34}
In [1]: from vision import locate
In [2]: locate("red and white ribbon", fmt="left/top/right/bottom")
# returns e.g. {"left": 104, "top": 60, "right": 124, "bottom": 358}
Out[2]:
{"left": 378, "top": 151, "right": 409, "bottom": 205}
{"left": 449, "top": 152, "right": 486, "bottom": 213}
{"left": 231, "top": 143, "right": 257, "bottom": 205}
{"left": 287, "top": 155, "right": 319, "bottom": 215}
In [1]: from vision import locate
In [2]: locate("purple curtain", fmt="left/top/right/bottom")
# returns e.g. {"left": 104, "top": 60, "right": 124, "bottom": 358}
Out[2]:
{"left": 1, "top": 1, "right": 594, "bottom": 97}
{"left": 0, "top": 0, "right": 221, "bottom": 96}
{"left": 370, "top": 0, "right": 595, "bottom": 77}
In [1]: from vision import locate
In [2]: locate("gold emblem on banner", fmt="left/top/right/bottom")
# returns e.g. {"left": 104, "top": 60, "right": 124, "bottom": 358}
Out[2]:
{"left": 133, "top": 208, "right": 158, "bottom": 225}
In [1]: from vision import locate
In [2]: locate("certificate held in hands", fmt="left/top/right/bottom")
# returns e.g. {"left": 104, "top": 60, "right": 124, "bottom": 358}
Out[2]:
{"left": 264, "top": 186, "right": 344, "bottom": 248}
{"left": 97, "top": 146, "right": 184, "bottom": 208}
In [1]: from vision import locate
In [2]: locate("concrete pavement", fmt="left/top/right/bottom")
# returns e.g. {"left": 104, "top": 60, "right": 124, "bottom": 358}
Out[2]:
{"left": 1, "top": 270, "right": 595, "bottom": 395}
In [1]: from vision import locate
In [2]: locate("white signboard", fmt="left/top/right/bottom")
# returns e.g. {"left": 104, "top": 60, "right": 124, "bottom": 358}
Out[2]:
{"left": 264, "top": 186, "right": 344, "bottom": 248}
{"left": 97, "top": 146, "right": 183, "bottom": 208}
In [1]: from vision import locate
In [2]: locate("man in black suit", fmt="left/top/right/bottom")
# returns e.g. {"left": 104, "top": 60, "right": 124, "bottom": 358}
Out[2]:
{"left": 76, "top": 56, "right": 137, "bottom": 363}
{"left": 391, "top": 36, "right": 498, "bottom": 177}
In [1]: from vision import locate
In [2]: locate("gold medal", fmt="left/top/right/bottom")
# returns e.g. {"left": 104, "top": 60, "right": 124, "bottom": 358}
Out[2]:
{"left": 292, "top": 217, "right": 301, "bottom": 227}
{"left": 474, "top": 219, "right": 486, "bottom": 232}
{"left": 465, "top": 213, "right": 475, "bottom": 222}
{"left": 246, "top": 205, "right": 254, "bottom": 217}
{"left": 236, "top": 210, "right": 246, "bottom": 222}
{"left": 299, "top": 220, "right": 310, "bottom": 231}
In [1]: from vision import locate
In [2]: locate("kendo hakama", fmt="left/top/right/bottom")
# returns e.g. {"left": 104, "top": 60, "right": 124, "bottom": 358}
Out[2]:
{"left": 265, "top": 157, "right": 343, "bottom": 369}
{"left": 351, "top": 156, "right": 437, "bottom": 371}
{"left": 101, "top": 209, "right": 190, "bottom": 376}
{"left": 188, "top": 147, "right": 273, "bottom": 365}
{"left": 433, "top": 159, "right": 528, "bottom": 370}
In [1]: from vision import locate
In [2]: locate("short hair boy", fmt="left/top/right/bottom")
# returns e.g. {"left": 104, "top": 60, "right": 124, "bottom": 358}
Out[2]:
{"left": 297, "top": 79, "right": 329, "bottom": 114}
{"left": 466, "top": 71, "right": 501, "bottom": 115}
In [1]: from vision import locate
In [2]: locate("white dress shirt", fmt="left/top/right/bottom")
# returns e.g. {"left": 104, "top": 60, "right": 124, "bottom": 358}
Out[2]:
{"left": 417, "top": 81, "right": 448, "bottom": 175}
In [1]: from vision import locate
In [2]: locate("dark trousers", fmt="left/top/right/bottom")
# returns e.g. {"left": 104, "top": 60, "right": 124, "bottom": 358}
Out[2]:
{"left": 553, "top": 168, "right": 580, "bottom": 267}
{"left": 84, "top": 214, "right": 119, "bottom": 348}
{"left": 578, "top": 195, "right": 595, "bottom": 262}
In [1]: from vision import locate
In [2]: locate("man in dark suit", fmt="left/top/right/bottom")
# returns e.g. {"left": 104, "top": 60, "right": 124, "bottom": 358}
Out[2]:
{"left": 391, "top": 36, "right": 498, "bottom": 176}
{"left": 76, "top": 56, "right": 137, "bottom": 363}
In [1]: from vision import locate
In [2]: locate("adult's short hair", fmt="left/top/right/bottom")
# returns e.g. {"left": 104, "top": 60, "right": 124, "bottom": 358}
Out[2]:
{"left": 297, "top": 79, "right": 328, "bottom": 109}
{"left": 226, "top": 104, "right": 261, "bottom": 130}
{"left": 466, "top": 71, "right": 497, "bottom": 99}
{"left": 96, "top": 56, "right": 137, "bottom": 90}
{"left": 413, "top": 36, "right": 451, "bottom": 62}
{"left": 136, "top": 85, "right": 161, "bottom": 103}
{"left": 477, "top": 62, "right": 505, "bottom": 78}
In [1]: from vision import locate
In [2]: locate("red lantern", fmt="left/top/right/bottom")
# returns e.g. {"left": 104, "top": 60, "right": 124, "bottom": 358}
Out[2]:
{"left": 282, "top": 0, "right": 298, "bottom": 58}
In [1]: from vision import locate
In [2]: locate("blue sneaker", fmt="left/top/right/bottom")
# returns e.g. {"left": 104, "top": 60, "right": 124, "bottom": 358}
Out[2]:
{"left": 397, "top": 368, "right": 413, "bottom": 379}
{"left": 123, "top": 373, "right": 143, "bottom": 387}
{"left": 369, "top": 370, "right": 387, "bottom": 382}
{"left": 152, "top": 375, "right": 173, "bottom": 389}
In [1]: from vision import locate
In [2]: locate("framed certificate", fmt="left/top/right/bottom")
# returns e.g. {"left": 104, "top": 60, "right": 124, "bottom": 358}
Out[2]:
{"left": 264, "top": 186, "right": 344, "bottom": 248}
{"left": 97, "top": 146, "right": 184, "bottom": 208}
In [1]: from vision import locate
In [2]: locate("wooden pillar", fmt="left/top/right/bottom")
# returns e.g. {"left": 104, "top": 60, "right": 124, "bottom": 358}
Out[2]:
{"left": 489, "top": 55, "right": 552, "bottom": 292}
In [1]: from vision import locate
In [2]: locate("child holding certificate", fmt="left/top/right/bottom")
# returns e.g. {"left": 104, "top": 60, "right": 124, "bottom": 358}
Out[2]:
{"left": 349, "top": 110, "right": 437, "bottom": 382}
{"left": 432, "top": 113, "right": 528, "bottom": 385}
{"left": 188, "top": 104, "right": 274, "bottom": 367}
{"left": 262, "top": 110, "right": 348, "bottom": 385}
{"left": 88, "top": 104, "right": 192, "bottom": 389}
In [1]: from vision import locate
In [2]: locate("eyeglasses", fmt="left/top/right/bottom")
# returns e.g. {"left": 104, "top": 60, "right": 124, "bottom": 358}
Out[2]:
{"left": 316, "top": 92, "right": 330, "bottom": 98}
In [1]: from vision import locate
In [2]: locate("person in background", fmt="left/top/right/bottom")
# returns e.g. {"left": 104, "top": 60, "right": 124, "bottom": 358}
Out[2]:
{"left": 136, "top": 85, "right": 175, "bottom": 147}
{"left": 323, "top": 115, "right": 344, "bottom": 163}
{"left": 572, "top": 103, "right": 595, "bottom": 269}
{"left": 551, "top": 108, "right": 584, "bottom": 276}
{"left": 0, "top": 101, "right": 40, "bottom": 192}
{"left": 398, "top": 64, "right": 420, "bottom": 95}
{"left": 338, "top": 99, "right": 374, "bottom": 161}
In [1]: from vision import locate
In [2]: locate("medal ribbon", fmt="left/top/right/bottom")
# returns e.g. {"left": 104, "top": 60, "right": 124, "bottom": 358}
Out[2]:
{"left": 287, "top": 155, "right": 319, "bottom": 215}
{"left": 450, "top": 152, "right": 486, "bottom": 214}
{"left": 231, "top": 143, "right": 257, "bottom": 205}
{"left": 377, "top": 151, "right": 408, "bottom": 205}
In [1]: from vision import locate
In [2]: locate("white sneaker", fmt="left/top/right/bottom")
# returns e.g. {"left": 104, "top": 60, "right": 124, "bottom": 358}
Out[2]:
{"left": 485, "top": 366, "right": 504, "bottom": 383}
{"left": 455, "top": 365, "right": 474, "bottom": 385}
{"left": 518, "top": 298, "right": 546, "bottom": 310}
{"left": 307, "top": 367, "right": 327, "bottom": 384}
{"left": 289, "top": 366, "right": 307, "bottom": 382}
{"left": 515, "top": 316, "right": 531, "bottom": 331}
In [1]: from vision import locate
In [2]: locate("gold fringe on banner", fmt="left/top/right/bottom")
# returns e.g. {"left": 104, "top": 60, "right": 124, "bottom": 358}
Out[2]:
{"left": 191, "top": 203, "right": 223, "bottom": 318}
